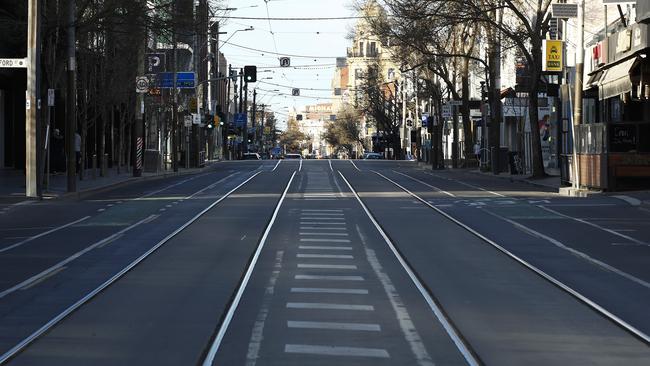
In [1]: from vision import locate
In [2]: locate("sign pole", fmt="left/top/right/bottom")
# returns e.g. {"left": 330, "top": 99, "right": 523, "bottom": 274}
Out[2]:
{"left": 572, "top": 0, "right": 585, "bottom": 190}
{"left": 26, "top": 0, "right": 42, "bottom": 198}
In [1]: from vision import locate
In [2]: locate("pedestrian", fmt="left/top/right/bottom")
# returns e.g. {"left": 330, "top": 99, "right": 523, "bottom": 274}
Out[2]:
{"left": 75, "top": 131, "right": 82, "bottom": 174}
{"left": 474, "top": 141, "right": 481, "bottom": 164}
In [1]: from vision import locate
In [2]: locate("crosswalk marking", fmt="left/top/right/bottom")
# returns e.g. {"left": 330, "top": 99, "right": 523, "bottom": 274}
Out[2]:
{"left": 291, "top": 287, "right": 368, "bottom": 294}
{"left": 286, "top": 302, "right": 373, "bottom": 311}
{"left": 285, "top": 344, "right": 389, "bottom": 358}
{"left": 287, "top": 321, "right": 380, "bottom": 332}
{"left": 294, "top": 275, "right": 364, "bottom": 281}
{"left": 298, "top": 245, "right": 352, "bottom": 250}
{"left": 297, "top": 254, "right": 354, "bottom": 259}
{"left": 297, "top": 264, "right": 357, "bottom": 269}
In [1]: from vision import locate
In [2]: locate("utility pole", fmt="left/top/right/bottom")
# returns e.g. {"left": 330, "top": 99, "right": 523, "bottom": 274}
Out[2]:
{"left": 489, "top": 5, "right": 503, "bottom": 175}
{"left": 65, "top": 0, "right": 76, "bottom": 193}
{"left": 171, "top": 0, "right": 178, "bottom": 172}
{"left": 26, "top": 0, "right": 42, "bottom": 197}
{"left": 133, "top": 23, "right": 145, "bottom": 177}
{"left": 572, "top": 0, "right": 585, "bottom": 190}
{"left": 252, "top": 88, "right": 257, "bottom": 150}
{"left": 243, "top": 80, "right": 249, "bottom": 153}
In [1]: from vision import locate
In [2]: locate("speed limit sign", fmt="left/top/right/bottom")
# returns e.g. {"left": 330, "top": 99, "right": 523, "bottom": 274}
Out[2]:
{"left": 136, "top": 76, "right": 149, "bottom": 93}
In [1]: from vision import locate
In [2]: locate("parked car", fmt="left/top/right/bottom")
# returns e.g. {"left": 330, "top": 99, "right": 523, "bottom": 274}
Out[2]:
{"left": 363, "top": 152, "right": 384, "bottom": 160}
{"left": 242, "top": 153, "right": 261, "bottom": 160}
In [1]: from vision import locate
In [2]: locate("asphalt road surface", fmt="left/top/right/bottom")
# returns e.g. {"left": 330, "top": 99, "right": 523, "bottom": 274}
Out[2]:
{"left": 1, "top": 160, "right": 648, "bottom": 365}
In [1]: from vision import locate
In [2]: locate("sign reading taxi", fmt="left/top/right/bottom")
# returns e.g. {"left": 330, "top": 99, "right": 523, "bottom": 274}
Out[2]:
{"left": 544, "top": 40, "right": 563, "bottom": 72}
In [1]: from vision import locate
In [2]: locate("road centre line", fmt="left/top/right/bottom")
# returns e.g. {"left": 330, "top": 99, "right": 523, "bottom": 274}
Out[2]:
{"left": 287, "top": 321, "right": 380, "bottom": 332}
{"left": 287, "top": 302, "right": 372, "bottom": 310}
{"left": 392, "top": 170, "right": 456, "bottom": 198}
{"left": 0, "top": 216, "right": 91, "bottom": 254}
{"left": 349, "top": 160, "right": 361, "bottom": 171}
{"left": 539, "top": 206, "right": 649, "bottom": 247}
{"left": 297, "top": 254, "right": 353, "bottom": 259}
{"left": 285, "top": 344, "right": 389, "bottom": 358}
{"left": 0, "top": 171, "right": 262, "bottom": 364}
{"left": 295, "top": 275, "right": 364, "bottom": 281}
{"left": 291, "top": 287, "right": 368, "bottom": 294}
{"left": 343, "top": 171, "right": 481, "bottom": 365}
{"left": 298, "top": 264, "right": 357, "bottom": 269}
{"left": 0, "top": 214, "right": 158, "bottom": 300}
{"left": 372, "top": 170, "right": 650, "bottom": 345}
{"left": 202, "top": 171, "right": 295, "bottom": 366}
{"left": 298, "top": 245, "right": 352, "bottom": 250}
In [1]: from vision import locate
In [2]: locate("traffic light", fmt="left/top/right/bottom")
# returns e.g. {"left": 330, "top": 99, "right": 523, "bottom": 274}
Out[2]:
{"left": 244, "top": 65, "right": 257, "bottom": 83}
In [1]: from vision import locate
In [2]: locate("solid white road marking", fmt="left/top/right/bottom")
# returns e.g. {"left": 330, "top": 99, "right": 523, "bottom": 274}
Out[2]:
{"left": 299, "top": 159, "right": 303, "bottom": 172}
{"left": 0, "top": 216, "right": 91, "bottom": 254}
{"left": 285, "top": 344, "right": 389, "bottom": 358}
{"left": 294, "top": 275, "right": 364, "bottom": 281}
{"left": 539, "top": 206, "right": 649, "bottom": 247}
{"left": 482, "top": 208, "right": 650, "bottom": 290}
{"left": 328, "top": 159, "right": 333, "bottom": 171}
{"left": 0, "top": 215, "right": 158, "bottom": 300}
{"left": 297, "top": 254, "right": 353, "bottom": 259}
{"left": 299, "top": 222, "right": 346, "bottom": 225}
{"left": 612, "top": 195, "right": 641, "bottom": 206}
{"left": 423, "top": 171, "right": 505, "bottom": 197}
{"left": 291, "top": 288, "right": 368, "bottom": 294}
{"left": 272, "top": 159, "right": 282, "bottom": 171}
{"left": 349, "top": 160, "right": 361, "bottom": 171}
{"left": 342, "top": 171, "right": 480, "bottom": 366}
{"left": 392, "top": 170, "right": 456, "bottom": 198}
{"left": 297, "top": 264, "right": 357, "bottom": 270}
{"left": 202, "top": 172, "right": 295, "bottom": 366}
{"left": 375, "top": 170, "right": 650, "bottom": 345}
{"left": 286, "top": 302, "right": 373, "bottom": 311}
{"left": 287, "top": 320, "right": 380, "bottom": 332}
{"left": 20, "top": 266, "right": 67, "bottom": 291}
{"left": 301, "top": 209, "right": 343, "bottom": 212}
{"left": 299, "top": 217, "right": 344, "bottom": 220}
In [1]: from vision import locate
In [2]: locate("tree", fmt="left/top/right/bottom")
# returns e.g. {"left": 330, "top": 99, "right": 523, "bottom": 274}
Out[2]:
{"left": 324, "top": 106, "right": 365, "bottom": 156}
{"left": 279, "top": 118, "right": 308, "bottom": 152}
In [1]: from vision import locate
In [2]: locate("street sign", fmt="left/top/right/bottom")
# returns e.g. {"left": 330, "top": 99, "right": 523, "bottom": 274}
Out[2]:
{"left": 145, "top": 53, "right": 165, "bottom": 74}
{"left": 0, "top": 58, "right": 27, "bottom": 68}
{"left": 234, "top": 113, "right": 247, "bottom": 128}
{"left": 292, "top": 88, "right": 300, "bottom": 96}
{"left": 280, "top": 57, "right": 291, "bottom": 67}
{"left": 158, "top": 72, "right": 195, "bottom": 88}
{"left": 47, "top": 89, "right": 55, "bottom": 107}
{"left": 192, "top": 113, "right": 200, "bottom": 125}
{"left": 551, "top": 3, "right": 578, "bottom": 18}
{"left": 136, "top": 76, "right": 149, "bottom": 93}
{"left": 442, "top": 105, "right": 452, "bottom": 119}
{"left": 544, "top": 40, "right": 564, "bottom": 72}
{"left": 448, "top": 100, "right": 462, "bottom": 106}
{"left": 184, "top": 115, "right": 193, "bottom": 127}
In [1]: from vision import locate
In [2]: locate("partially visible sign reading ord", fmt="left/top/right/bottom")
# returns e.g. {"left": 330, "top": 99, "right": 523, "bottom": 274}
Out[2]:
{"left": 0, "top": 58, "right": 27, "bottom": 68}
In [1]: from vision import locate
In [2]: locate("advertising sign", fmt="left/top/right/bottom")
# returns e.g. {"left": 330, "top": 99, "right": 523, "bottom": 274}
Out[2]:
{"left": 544, "top": 40, "right": 563, "bottom": 72}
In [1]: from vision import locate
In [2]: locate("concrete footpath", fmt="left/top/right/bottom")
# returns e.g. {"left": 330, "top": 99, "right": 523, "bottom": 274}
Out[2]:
{"left": 0, "top": 163, "right": 218, "bottom": 204}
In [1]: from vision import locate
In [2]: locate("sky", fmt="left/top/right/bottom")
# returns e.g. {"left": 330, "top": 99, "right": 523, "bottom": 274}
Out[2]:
{"left": 218, "top": 0, "right": 358, "bottom": 128}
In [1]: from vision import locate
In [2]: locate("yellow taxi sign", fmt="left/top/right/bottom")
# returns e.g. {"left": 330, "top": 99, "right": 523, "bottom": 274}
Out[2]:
{"left": 544, "top": 40, "right": 563, "bottom": 72}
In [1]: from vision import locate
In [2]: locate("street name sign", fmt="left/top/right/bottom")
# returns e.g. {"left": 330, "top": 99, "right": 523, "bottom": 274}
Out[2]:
{"left": 551, "top": 3, "right": 578, "bottom": 18}
{"left": 158, "top": 72, "right": 195, "bottom": 89}
{"left": 0, "top": 58, "right": 27, "bottom": 68}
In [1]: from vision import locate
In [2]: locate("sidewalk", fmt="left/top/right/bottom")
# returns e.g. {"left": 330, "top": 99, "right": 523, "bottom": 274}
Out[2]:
{"left": 468, "top": 168, "right": 562, "bottom": 191}
{"left": 1, "top": 164, "right": 215, "bottom": 203}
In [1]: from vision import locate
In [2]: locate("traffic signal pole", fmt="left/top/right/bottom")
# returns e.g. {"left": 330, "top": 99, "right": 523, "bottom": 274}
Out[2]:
{"left": 26, "top": 0, "right": 42, "bottom": 197}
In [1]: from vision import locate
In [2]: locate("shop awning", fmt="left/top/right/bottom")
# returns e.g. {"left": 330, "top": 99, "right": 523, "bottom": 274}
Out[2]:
{"left": 598, "top": 57, "right": 639, "bottom": 100}
{"left": 584, "top": 70, "right": 603, "bottom": 90}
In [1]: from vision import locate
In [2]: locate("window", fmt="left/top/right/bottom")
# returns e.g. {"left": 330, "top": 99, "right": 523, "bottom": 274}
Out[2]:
{"left": 387, "top": 68, "right": 395, "bottom": 80}
{"left": 368, "top": 42, "right": 377, "bottom": 57}
{"left": 358, "top": 42, "right": 364, "bottom": 57}
{"left": 355, "top": 68, "right": 363, "bottom": 78}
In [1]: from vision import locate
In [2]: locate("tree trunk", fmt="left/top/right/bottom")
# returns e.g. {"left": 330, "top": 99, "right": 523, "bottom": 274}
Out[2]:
{"left": 461, "top": 60, "right": 473, "bottom": 166}
{"left": 528, "top": 36, "right": 546, "bottom": 178}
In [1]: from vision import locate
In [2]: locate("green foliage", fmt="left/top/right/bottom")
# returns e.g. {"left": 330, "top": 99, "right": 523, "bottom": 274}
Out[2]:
{"left": 279, "top": 118, "right": 309, "bottom": 152}
{"left": 323, "top": 106, "right": 364, "bottom": 154}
